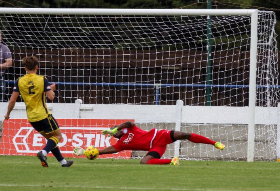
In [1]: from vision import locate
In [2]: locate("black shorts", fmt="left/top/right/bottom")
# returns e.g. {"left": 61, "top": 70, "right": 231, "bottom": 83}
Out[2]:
{"left": 30, "top": 114, "right": 60, "bottom": 134}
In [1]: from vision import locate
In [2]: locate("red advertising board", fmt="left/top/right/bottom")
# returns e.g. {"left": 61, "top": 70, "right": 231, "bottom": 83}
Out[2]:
{"left": 0, "top": 119, "right": 133, "bottom": 159}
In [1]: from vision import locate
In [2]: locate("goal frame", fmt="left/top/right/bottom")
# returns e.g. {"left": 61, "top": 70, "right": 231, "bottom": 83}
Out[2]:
{"left": 0, "top": 8, "right": 259, "bottom": 162}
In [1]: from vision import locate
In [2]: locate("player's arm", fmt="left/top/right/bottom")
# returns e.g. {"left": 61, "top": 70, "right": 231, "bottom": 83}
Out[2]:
{"left": 4, "top": 91, "right": 19, "bottom": 120}
{"left": 74, "top": 146, "right": 118, "bottom": 156}
{"left": 5, "top": 79, "right": 19, "bottom": 120}
{"left": 0, "top": 58, "right": 12, "bottom": 69}
{"left": 99, "top": 146, "right": 118, "bottom": 155}
{"left": 117, "top": 121, "right": 135, "bottom": 130}
{"left": 45, "top": 84, "right": 55, "bottom": 100}
{"left": 44, "top": 77, "right": 55, "bottom": 100}
{"left": 101, "top": 121, "right": 135, "bottom": 136}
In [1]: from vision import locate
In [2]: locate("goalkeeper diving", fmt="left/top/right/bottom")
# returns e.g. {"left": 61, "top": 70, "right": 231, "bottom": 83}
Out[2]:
{"left": 74, "top": 121, "right": 225, "bottom": 165}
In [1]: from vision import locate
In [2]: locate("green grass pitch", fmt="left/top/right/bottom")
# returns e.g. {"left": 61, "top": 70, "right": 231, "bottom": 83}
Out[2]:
{"left": 1, "top": 155, "right": 280, "bottom": 191}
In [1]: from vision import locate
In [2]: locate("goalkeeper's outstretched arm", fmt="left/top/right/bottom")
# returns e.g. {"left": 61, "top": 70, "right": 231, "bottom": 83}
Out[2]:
{"left": 74, "top": 146, "right": 118, "bottom": 156}
{"left": 98, "top": 146, "right": 118, "bottom": 155}
{"left": 102, "top": 121, "right": 135, "bottom": 137}
{"left": 117, "top": 121, "right": 135, "bottom": 130}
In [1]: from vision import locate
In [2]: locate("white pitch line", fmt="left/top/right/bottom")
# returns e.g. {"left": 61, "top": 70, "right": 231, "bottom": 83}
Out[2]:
{"left": 0, "top": 183, "right": 210, "bottom": 191}
{"left": 1, "top": 160, "right": 279, "bottom": 170}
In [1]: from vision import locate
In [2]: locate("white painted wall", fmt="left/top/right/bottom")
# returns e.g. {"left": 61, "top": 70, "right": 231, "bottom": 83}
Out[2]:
{"left": 0, "top": 100, "right": 278, "bottom": 125}
{"left": 1, "top": 100, "right": 279, "bottom": 160}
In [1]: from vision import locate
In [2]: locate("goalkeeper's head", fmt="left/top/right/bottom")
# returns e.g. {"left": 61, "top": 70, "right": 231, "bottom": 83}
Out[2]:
{"left": 110, "top": 126, "right": 123, "bottom": 139}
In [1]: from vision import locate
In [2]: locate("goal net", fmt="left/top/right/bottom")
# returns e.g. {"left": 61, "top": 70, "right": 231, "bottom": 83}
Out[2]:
{"left": 0, "top": 8, "right": 278, "bottom": 161}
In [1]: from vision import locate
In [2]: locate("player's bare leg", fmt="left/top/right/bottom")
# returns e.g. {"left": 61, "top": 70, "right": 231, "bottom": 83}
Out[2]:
{"left": 173, "top": 131, "right": 225, "bottom": 150}
{"left": 140, "top": 155, "right": 155, "bottom": 164}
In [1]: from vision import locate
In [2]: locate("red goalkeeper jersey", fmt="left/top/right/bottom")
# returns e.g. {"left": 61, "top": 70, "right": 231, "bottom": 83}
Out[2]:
{"left": 112, "top": 125, "right": 173, "bottom": 152}
{"left": 112, "top": 125, "right": 157, "bottom": 151}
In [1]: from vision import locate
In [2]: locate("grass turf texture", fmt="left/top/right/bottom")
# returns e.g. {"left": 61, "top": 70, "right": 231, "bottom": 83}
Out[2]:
{"left": 1, "top": 156, "right": 280, "bottom": 191}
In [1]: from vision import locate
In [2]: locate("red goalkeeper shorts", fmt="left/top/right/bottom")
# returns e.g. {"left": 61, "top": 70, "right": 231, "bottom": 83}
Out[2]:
{"left": 147, "top": 130, "right": 175, "bottom": 158}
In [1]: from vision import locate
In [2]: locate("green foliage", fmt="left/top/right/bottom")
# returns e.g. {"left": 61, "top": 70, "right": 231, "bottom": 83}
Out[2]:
{"left": 217, "top": 0, "right": 254, "bottom": 8}
{"left": 6, "top": 0, "right": 198, "bottom": 8}
{"left": 5, "top": 0, "right": 280, "bottom": 9}
{"left": 1, "top": 155, "right": 280, "bottom": 191}
{"left": 172, "top": 0, "right": 199, "bottom": 8}
{"left": 121, "top": 0, "right": 161, "bottom": 8}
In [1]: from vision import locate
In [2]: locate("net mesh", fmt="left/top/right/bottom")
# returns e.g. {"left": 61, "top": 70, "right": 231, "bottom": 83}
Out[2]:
{"left": 0, "top": 10, "right": 278, "bottom": 161}
{"left": 0, "top": 12, "right": 276, "bottom": 106}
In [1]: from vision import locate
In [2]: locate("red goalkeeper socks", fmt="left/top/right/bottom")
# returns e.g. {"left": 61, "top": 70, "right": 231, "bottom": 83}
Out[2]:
{"left": 189, "top": 133, "right": 216, "bottom": 145}
{"left": 146, "top": 158, "right": 172, "bottom": 165}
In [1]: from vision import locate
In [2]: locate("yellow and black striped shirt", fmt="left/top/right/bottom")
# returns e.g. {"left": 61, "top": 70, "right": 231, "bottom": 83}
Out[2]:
{"left": 14, "top": 73, "right": 52, "bottom": 122}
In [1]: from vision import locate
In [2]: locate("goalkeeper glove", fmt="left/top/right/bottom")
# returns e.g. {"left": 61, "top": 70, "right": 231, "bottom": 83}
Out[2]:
{"left": 101, "top": 127, "right": 118, "bottom": 136}
{"left": 74, "top": 147, "right": 85, "bottom": 156}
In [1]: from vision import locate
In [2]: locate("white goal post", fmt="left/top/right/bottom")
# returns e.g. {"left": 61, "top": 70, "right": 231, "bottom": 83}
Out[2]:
{"left": 0, "top": 8, "right": 278, "bottom": 162}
